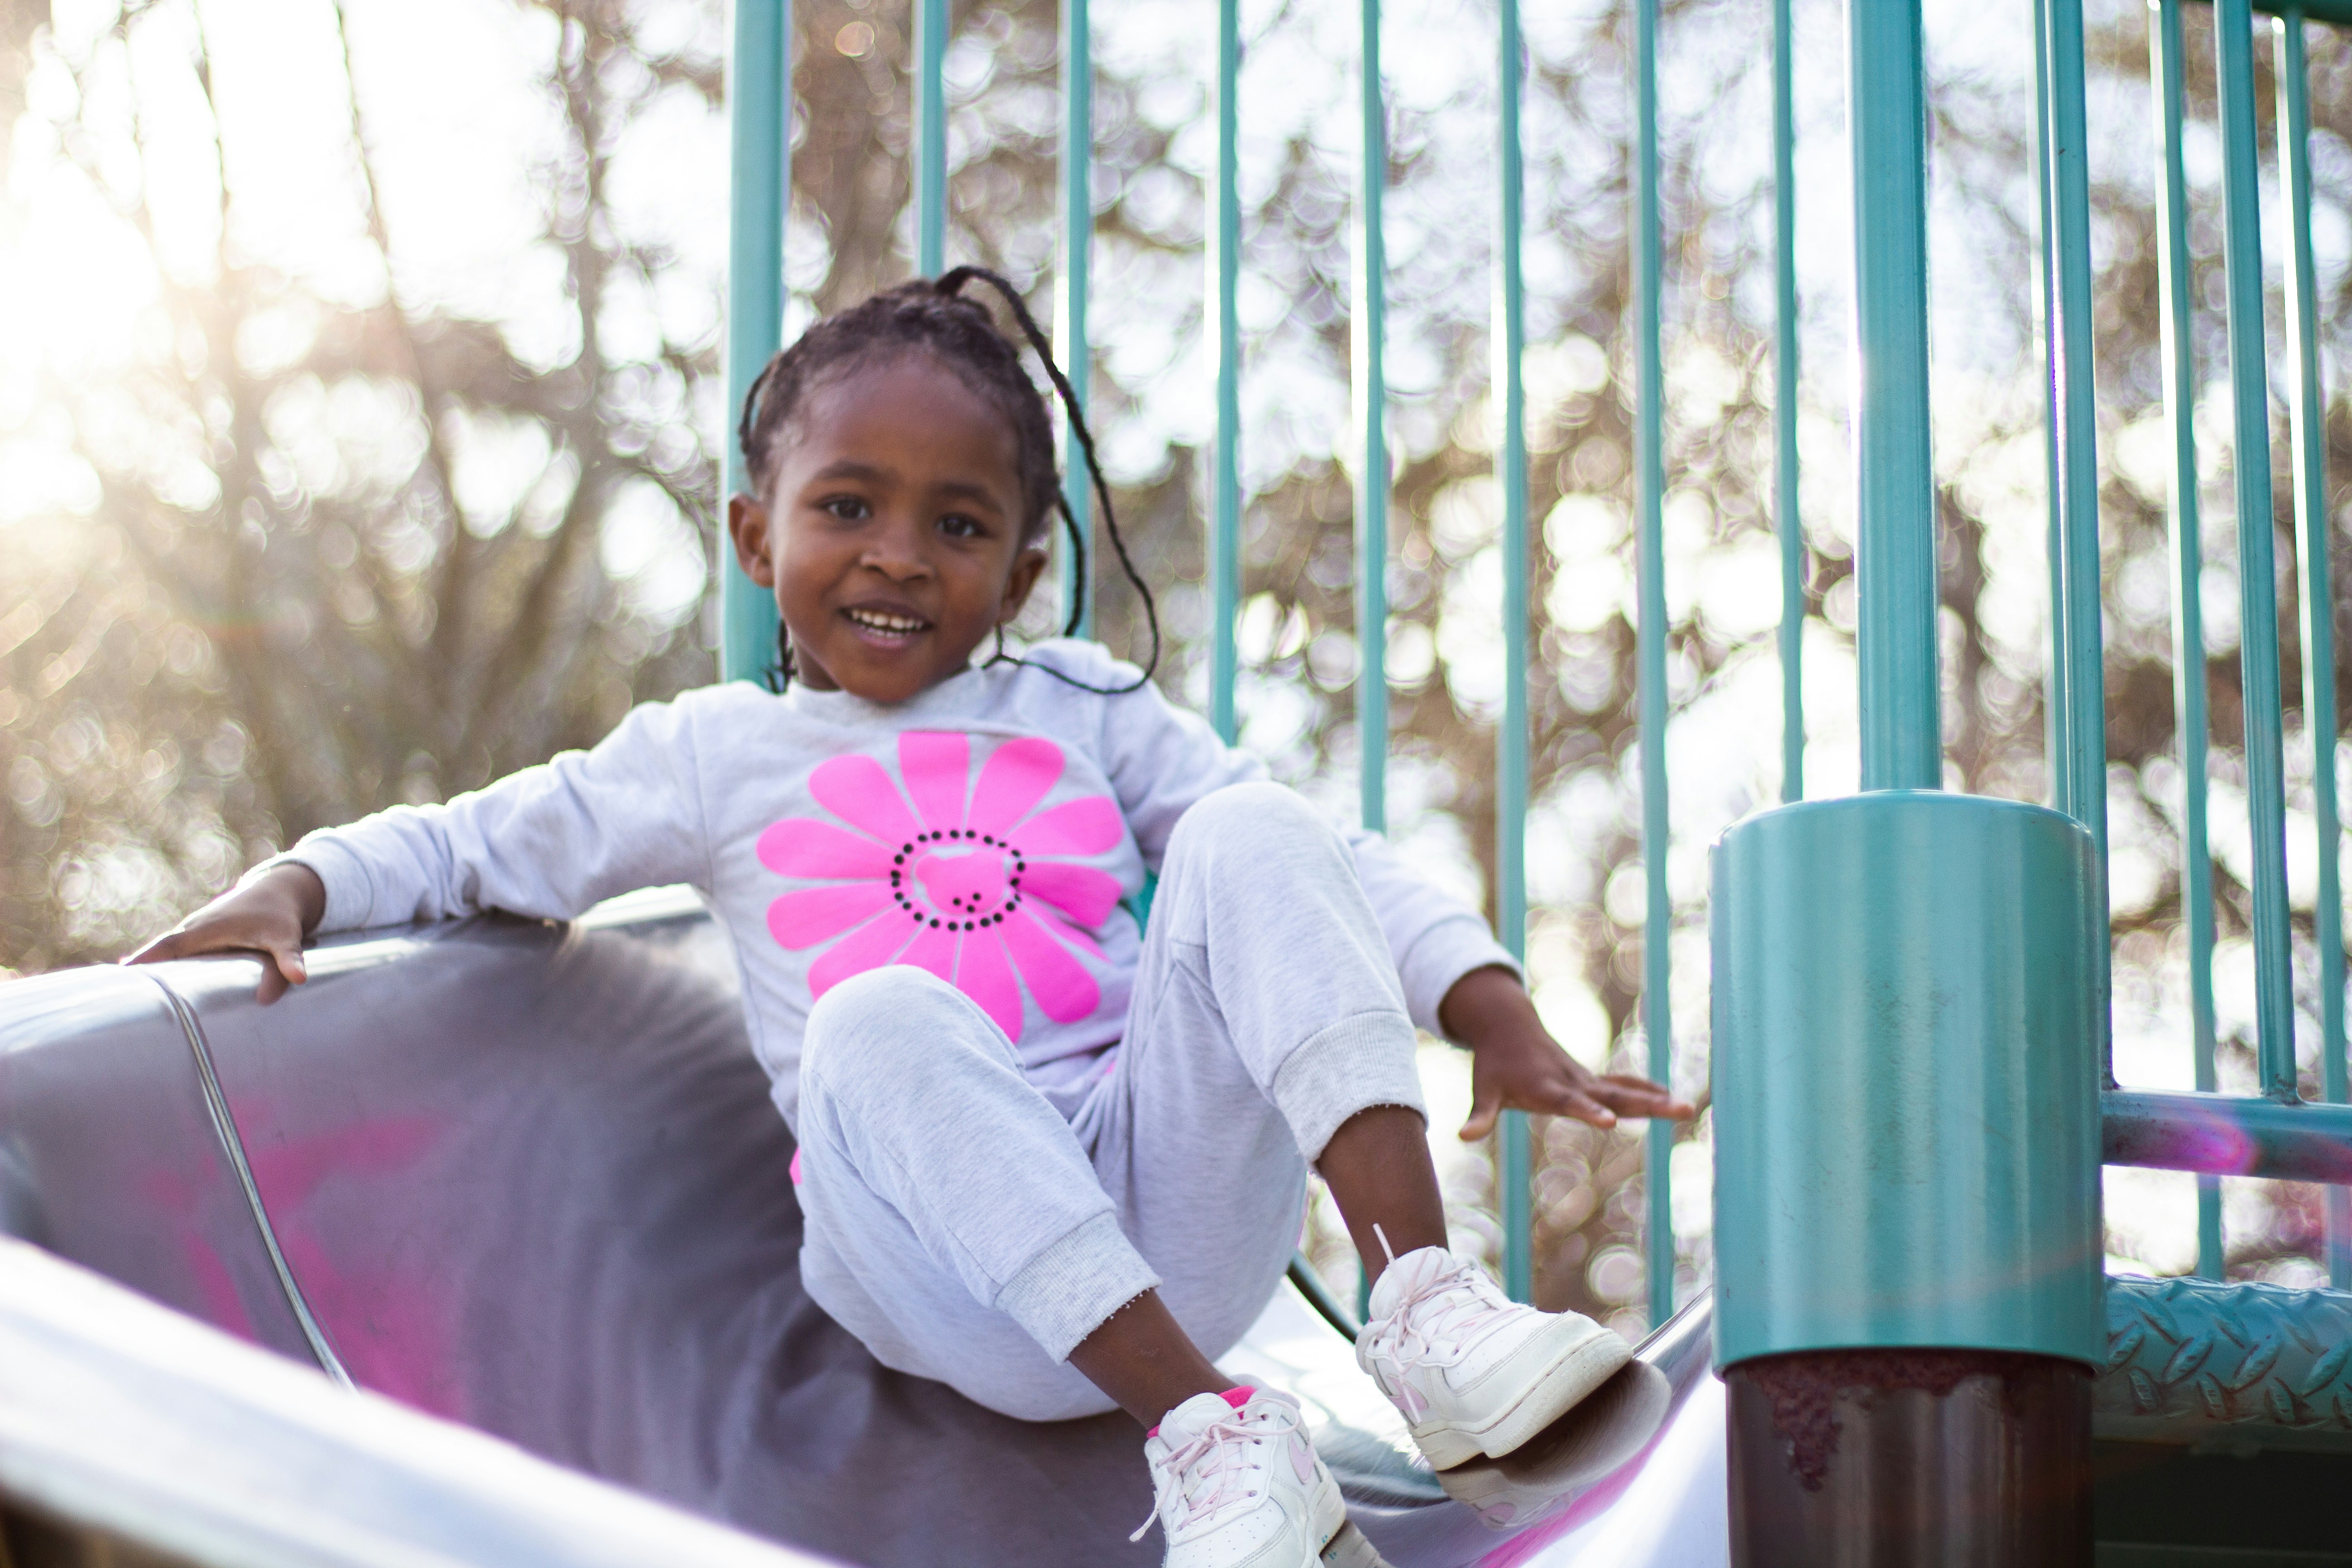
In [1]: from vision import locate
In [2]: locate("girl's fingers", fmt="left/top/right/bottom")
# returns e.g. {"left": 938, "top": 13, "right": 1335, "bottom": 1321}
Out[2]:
{"left": 1543, "top": 1081, "right": 1617, "bottom": 1128}
{"left": 257, "top": 942, "right": 307, "bottom": 1005}
{"left": 1458, "top": 1085, "right": 1504, "bottom": 1142}
{"left": 1595, "top": 1074, "right": 1694, "bottom": 1116}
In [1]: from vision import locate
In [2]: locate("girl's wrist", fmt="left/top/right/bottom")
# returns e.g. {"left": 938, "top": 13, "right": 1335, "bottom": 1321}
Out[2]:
{"left": 253, "top": 862, "right": 328, "bottom": 936}
{"left": 1437, "top": 965, "right": 1541, "bottom": 1050}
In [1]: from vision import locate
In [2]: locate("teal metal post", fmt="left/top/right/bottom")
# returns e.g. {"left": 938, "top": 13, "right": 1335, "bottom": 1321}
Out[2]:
{"left": 2151, "top": 0, "right": 2224, "bottom": 1279}
{"left": 1208, "top": 0, "right": 1240, "bottom": 744}
{"left": 914, "top": 0, "right": 946, "bottom": 275}
{"left": 1057, "top": 0, "right": 1092, "bottom": 638}
{"left": 1715, "top": 0, "right": 2097, "bottom": 1550}
{"left": 1773, "top": 0, "right": 1803, "bottom": 804}
{"left": 2276, "top": 9, "right": 2349, "bottom": 1284}
{"left": 2216, "top": 0, "right": 2300, "bottom": 1103}
{"left": 721, "top": 0, "right": 789, "bottom": 684}
{"left": 1354, "top": 0, "right": 1387, "bottom": 846}
{"left": 1632, "top": 0, "right": 1673, "bottom": 1328}
{"left": 1353, "top": 0, "right": 1387, "bottom": 1319}
{"left": 1494, "top": 0, "right": 1532, "bottom": 1306}
{"left": 1850, "top": 0, "right": 1939, "bottom": 789}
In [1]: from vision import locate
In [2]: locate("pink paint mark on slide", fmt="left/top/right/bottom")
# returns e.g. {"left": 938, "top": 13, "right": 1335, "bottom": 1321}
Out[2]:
{"left": 235, "top": 1113, "right": 466, "bottom": 1419}
{"left": 137, "top": 1166, "right": 262, "bottom": 1343}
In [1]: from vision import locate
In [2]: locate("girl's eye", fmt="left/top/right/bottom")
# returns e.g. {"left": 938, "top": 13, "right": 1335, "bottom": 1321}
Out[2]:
{"left": 821, "top": 495, "right": 870, "bottom": 521}
{"left": 938, "top": 513, "right": 987, "bottom": 539}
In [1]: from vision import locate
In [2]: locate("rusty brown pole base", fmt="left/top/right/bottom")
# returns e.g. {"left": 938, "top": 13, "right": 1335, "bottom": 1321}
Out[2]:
{"left": 1726, "top": 1348, "right": 2092, "bottom": 1567}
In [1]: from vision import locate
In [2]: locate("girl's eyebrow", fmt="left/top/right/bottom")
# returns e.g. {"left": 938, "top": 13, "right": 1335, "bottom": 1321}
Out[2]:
{"left": 931, "top": 479, "right": 1008, "bottom": 512}
{"left": 808, "top": 458, "right": 893, "bottom": 485}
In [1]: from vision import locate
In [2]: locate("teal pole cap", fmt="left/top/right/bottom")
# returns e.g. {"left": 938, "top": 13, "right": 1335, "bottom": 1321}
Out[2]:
{"left": 1710, "top": 791, "right": 2106, "bottom": 1370}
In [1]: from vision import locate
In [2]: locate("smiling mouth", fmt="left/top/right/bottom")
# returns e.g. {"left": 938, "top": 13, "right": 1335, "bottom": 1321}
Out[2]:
{"left": 841, "top": 606, "right": 933, "bottom": 641}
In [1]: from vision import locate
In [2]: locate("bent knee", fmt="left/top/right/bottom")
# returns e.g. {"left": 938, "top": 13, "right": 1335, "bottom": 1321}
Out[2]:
{"left": 801, "top": 965, "right": 1002, "bottom": 1094}
{"left": 1166, "top": 780, "right": 1340, "bottom": 866}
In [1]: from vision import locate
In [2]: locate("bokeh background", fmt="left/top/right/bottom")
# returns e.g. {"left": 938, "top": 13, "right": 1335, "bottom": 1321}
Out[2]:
{"left": 5, "top": 0, "right": 2351, "bottom": 1334}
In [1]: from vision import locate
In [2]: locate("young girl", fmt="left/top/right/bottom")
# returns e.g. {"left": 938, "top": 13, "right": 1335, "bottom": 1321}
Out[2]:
{"left": 134, "top": 270, "right": 1691, "bottom": 1568}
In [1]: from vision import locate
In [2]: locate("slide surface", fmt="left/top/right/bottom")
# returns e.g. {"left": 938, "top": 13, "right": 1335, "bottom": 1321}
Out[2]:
{"left": 0, "top": 891, "right": 1726, "bottom": 1566}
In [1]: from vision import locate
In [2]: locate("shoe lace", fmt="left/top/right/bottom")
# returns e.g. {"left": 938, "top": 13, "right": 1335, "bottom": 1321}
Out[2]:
{"left": 1129, "top": 1399, "right": 1299, "bottom": 1544}
{"left": 1360, "top": 1228, "right": 1515, "bottom": 1394}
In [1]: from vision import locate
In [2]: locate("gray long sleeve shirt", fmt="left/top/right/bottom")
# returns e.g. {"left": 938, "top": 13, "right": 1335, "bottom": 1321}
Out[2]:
{"left": 270, "top": 641, "right": 1518, "bottom": 1130}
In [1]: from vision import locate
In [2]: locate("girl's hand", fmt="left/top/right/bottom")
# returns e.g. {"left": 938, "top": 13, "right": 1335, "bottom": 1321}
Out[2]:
{"left": 125, "top": 863, "right": 327, "bottom": 1005}
{"left": 1438, "top": 965, "right": 1695, "bottom": 1139}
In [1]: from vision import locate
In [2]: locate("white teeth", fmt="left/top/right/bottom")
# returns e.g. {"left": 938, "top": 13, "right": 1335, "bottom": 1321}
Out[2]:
{"left": 845, "top": 608, "right": 927, "bottom": 634}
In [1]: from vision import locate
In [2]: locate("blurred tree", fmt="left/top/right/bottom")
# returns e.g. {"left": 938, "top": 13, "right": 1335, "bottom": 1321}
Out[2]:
{"left": 2, "top": 0, "right": 728, "bottom": 970}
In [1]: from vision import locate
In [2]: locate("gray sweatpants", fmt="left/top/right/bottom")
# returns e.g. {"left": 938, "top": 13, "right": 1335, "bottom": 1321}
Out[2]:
{"left": 793, "top": 781, "right": 1429, "bottom": 1421}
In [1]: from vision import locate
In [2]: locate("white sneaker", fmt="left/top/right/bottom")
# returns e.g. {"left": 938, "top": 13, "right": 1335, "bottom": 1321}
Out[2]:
{"left": 1356, "top": 1244, "right": 1632, "bottom": 1470}
{"left": 1131, "top": 1387, "right": 1391, "bottom": 1568}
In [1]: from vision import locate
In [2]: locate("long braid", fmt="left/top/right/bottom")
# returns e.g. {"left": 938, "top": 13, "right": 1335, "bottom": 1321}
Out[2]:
{"left": 935, "top": 265, "right": 1159, "bottom": 694}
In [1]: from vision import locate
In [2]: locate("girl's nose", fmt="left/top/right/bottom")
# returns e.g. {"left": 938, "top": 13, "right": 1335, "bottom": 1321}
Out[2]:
{"left": 861, "top": 521, "right": 934, "bottom": 579}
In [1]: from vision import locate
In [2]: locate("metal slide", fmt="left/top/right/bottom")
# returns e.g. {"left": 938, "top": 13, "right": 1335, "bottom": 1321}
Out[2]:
{"left": 0, "top": 891, "right": 1727, "bottom": 1568}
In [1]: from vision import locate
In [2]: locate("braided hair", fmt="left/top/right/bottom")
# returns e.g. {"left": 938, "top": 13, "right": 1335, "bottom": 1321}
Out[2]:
{"left": 736, "top": 267, "right": 1159, "bottom": 696}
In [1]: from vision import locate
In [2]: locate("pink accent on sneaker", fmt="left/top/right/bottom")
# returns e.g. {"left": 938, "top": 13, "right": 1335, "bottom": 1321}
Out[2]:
{"left": 1152, "top": 1385, "right": 1253, "bottom": 1439}
{"left": 789, "top": 1148, "right": 803, "bottom": 1186}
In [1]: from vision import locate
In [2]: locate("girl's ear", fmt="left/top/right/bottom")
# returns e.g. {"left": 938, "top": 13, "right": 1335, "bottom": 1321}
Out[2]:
{"left": 727, "top": 493, "right": 777, "bottom": 588}
{"left": 998, "top": 543, "right": 1050, "bottom": 624}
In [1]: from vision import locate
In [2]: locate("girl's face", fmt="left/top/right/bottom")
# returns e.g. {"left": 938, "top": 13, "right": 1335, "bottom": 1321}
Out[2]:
{"left": 728, "top": 353, "right": 1048, "bottom": 704}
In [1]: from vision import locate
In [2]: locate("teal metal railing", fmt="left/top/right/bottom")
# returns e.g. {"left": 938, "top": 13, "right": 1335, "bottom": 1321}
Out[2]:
{"left": 2065, "top": 0, "right": 2352, "bottom": 1290}
{"left": 718, "top": 0, "right": 2352, "bottom": 1324}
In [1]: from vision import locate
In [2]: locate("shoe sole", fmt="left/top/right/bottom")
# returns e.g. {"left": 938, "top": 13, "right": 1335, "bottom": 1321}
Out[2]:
{"left": 1318, "top": 1522, "right": 1391, "bottom": 1568}
{"left": 1410, "top": 1326, "right": 1634, "bottom": 1469}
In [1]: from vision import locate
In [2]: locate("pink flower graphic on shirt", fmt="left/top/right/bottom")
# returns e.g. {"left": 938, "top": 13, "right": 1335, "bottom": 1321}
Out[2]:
{"left": 756, "top": 732, "right": 1125, "bottom": 1041}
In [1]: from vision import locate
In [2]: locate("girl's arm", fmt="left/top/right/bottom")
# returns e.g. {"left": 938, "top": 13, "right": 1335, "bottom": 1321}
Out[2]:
{"left": 1086, "top": 645, "right": 1514, "bottom": 1034}
{"left": 1085, "top": 647, "right": 1690, "bottom": 1132}
{"left": 127, "top": 697, "right": 710, "bottom": 1000}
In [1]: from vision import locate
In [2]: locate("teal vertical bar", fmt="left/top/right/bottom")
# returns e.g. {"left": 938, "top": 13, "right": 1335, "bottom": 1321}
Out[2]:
{"left": 1057, "top": 0, "right": 1092, "bottom": 638}
{"left": 914, "top": 0, "right": 946, "bottom": 275}
{"left": 2042, "top": 0, "right": 2114, "bottom": 1087}
{"left": 2216, "top": 0, "right": 2299, "bottom": 1102}
{"left": 1354, "top": 0, "right": 1387, "bottom": 838}
{"left": 1848, "top": 0, "right": 1940, "bottom": 791}
{"left": 2151, "top": 0, "right": 2223, "bottom": 1279}
{"left": 1209, "top": 0, "right": 1241, "bottom": 744}
{"left": 722, "top": 0, "right": 789, "bottom": 684}
{"left": 1495, "top": 0, "right": 1532, "bottom": 1306}
{"left": 1774, "top": 0, "right": 1803, "bottom": 804}
{"left": 1353, "top": 0, "right": 1387, "bottom": 1323}
{"left": 1633, "top": 0, "right": 1673, "bottom": 1328}
{"left": 2276, "top": 10, "right": 2349, "bottom": 1284}
{"left": 2043, "top": 0, "right": 2109, "bottom": 852}
{"left": 2034, "top": 0, "right": 2070, "bottom": 813}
